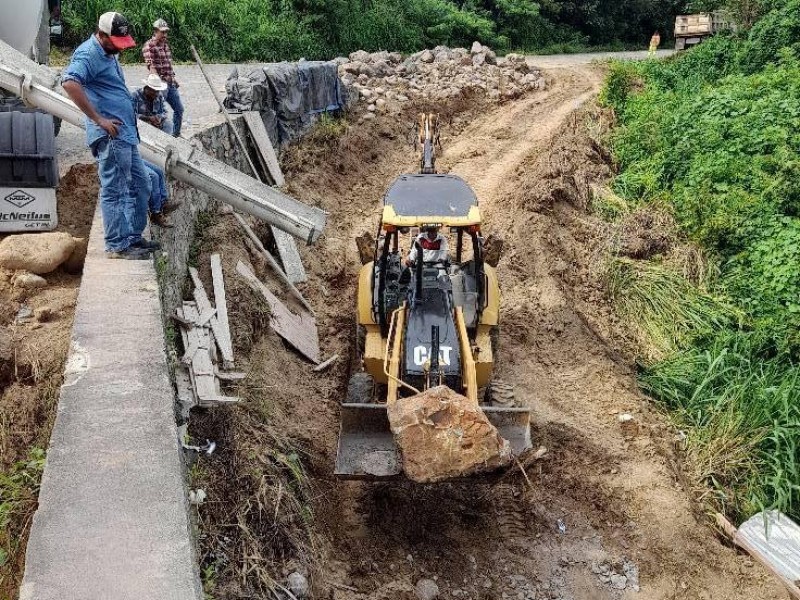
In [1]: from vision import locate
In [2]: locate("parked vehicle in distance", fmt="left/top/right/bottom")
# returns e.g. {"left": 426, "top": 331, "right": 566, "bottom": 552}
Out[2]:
{"left": 674, "top": 12, "right": 735, "bottom": 51}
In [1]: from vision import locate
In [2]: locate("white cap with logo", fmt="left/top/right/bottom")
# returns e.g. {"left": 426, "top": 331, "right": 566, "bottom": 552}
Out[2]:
{"left": 153, "top": 18, "right": 170, "bottom": 31}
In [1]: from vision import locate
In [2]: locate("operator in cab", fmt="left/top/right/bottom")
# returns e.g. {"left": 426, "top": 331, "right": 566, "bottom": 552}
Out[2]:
{"left": 405, "top": 226, "right": 449, "bottom": 267}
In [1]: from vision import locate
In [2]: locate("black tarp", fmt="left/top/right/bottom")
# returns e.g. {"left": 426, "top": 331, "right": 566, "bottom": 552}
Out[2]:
{"left": 224, "top": 61, "right": 344, "bottom": 146}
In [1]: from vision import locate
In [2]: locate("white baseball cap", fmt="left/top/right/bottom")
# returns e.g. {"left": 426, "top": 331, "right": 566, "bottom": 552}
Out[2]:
{"left": 153, "top": 18, "right": 170, "bottom": 31}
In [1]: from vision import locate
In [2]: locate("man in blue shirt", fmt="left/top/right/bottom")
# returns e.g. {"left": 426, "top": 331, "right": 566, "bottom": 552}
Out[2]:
{"left": 62, "top": 12, "right": 156, "bottom": 260}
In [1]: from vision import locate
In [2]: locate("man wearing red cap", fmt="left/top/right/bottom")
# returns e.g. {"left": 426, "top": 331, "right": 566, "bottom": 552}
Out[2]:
{"left": 62, "top": 12, "right": 156, "bottom": 260}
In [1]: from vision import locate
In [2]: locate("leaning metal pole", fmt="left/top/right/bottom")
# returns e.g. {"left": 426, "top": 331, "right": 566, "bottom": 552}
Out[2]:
{"left": 0, "top": 39, "right": 327, "bottom": 244}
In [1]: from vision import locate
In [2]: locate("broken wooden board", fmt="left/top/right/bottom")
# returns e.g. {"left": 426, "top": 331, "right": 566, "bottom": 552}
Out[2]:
{"left": 242, "top": 111, "right": 285, "bottom": 187}
{"left": 188, "top": 267, "right": 235, "bottom": 364}
{"left": 210, "top": 254, "right": 233, "bottom": 362}
{"left": 233, "top": 212, "right": 314, "bottom": 314}
{"left": 236, "top": 261, "right": 320, "bottom": 363}
{"left": 178, "top": 302, "right": 240, "bottom": 408}
{"left": 737, "top": 512, "right": 800, "bottom": 598}
{"left": 181, "top": 302, "right": 219, "bottom": 403}
{"left": 272, "top": 227, "right": 308, "bottom": 285}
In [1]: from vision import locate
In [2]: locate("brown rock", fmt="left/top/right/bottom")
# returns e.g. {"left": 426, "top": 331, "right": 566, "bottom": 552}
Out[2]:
{"left": 0, "top": 232, "right": 77, "bottom": 274}
{"left": 355, "top": 232, "right": 375, "bottom": 265}
{"left": 35, "top": 306, "right": 54, "bottom": 322}
{"left": 387, "top": 385, "right": 512, "bottom": 483}
{"left": 13, "top": 271, "right": 47, "bottom": 289}
{"left": 483, "top": 234, "right": 505, "bottom": 268}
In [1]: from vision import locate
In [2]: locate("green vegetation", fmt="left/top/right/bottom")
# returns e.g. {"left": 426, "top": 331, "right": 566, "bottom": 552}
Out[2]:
{"left": 601, "top": 0, "right": 800, "bottom": 521}
{"left": 0, "top": 449, "right": 46, "bottom": 592}
{"left": 62, "top": 0, "right": 686, "bottom": 62}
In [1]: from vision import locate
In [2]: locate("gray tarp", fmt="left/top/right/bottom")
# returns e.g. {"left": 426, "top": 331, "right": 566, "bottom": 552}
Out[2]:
{"left": 224, "top": 61, "right": 344, "bottom": 146}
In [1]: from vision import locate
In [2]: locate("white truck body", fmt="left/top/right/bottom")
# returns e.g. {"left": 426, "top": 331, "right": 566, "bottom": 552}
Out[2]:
{"left": 0, "top": 0, "right": 46, "bottom": 56}
{"left": 0, "top": 0, "right": 58, "bottom": 232}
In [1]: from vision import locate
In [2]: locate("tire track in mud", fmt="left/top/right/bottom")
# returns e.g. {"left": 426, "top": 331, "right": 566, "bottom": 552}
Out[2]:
{"left": 309, "top": 64, "right": 781, "bottom": 600}
{"left": 195, "top": 63, "right": 782, "bottom": 600}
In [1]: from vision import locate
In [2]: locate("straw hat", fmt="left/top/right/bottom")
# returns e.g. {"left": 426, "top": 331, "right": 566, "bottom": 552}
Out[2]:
{"left": 142, "top": 73, "right": 168, "bottom": 92}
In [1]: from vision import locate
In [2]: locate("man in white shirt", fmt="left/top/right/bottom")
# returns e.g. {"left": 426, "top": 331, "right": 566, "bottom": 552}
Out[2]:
{"left": 405, "top": 226, "right": 449, "bottom": 267}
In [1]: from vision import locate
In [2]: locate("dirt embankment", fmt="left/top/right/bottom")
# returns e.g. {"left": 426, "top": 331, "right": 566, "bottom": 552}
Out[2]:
{"left": 0, "top": 163, "right": 96, "bottom": 597}
{"left": 188, "top": 66, "right": 782, "bottom": 600}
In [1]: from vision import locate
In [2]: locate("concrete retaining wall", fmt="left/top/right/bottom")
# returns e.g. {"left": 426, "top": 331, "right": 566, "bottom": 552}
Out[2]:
{"left": 158, "top": 116, "right": 251, "bottom": 316}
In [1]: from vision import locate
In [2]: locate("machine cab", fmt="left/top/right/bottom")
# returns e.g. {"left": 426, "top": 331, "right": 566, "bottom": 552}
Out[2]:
{"left": 370, "top": 173, "right": 490, "bottom": 336}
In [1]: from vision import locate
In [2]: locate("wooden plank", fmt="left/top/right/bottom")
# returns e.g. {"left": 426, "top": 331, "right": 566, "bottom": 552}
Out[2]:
{"left": 215, "top": 370, "right": 247, "bottom": 381}
{"left": 196, "top": 307, "right": 217, "bottom": 328}
{"left": 272, "top": 227, "right": 308, "bottom": 285}
{"left": 210, "top": 254, "right": 233, "bottom": 363}
{"left": 243, "top": 111, "right": 285, "bottom": 187}
{"left": 313, "top": 354, "right": 339, "bottom": 372}
{"left": 232, "top": 212, "right": 315, "bottom": 315}
{"left": 730, "top": 512, "right": 800, "bottom": 598}
{"left": 182, "top": 303, "right": 219, "bottom": 402}
{"left": 198, "top": 395, "right": 240, "bottom": 407}
{"left": 236, "top": 261, "right": 320, "bottom": 363}
{"left": 189, "top": 267, "right": 235, "bottom": 364}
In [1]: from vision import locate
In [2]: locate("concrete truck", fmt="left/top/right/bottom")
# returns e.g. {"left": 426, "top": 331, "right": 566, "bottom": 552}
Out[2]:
{"left": 0, "top": 0, "right": 61, "bottom": 232}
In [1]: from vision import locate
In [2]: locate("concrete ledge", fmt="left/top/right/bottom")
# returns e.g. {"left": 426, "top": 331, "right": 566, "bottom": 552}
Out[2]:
{"left": 19, "top": 207, "right": 203, "bottom": 600}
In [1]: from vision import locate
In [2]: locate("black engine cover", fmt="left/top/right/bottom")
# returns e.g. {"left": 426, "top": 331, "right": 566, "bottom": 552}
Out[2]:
{"left": 403, "top": 271, "right": 462, "bottom": 392}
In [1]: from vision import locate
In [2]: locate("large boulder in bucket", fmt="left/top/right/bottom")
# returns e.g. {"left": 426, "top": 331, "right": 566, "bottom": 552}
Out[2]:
{"left": 387, "top": 385, "right": 512, "bottom": 483}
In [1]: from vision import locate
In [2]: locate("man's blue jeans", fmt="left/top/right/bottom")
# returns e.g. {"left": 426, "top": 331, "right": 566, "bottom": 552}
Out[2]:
{"left": 165, "top": 84, "right": 184, "bottom": 137}
{"left": 92, "top": 138, "right": 151, "bottom": 252}
{"left": 144, "top": 161, "right": 169, "bottom": 214}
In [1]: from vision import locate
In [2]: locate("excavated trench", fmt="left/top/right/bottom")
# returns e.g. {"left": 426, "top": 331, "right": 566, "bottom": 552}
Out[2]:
{"left": 186, "top": 66, "right": 783, "bottom": 600}
{"left": 0, "top": 163, "right": 96, "bottom": 597}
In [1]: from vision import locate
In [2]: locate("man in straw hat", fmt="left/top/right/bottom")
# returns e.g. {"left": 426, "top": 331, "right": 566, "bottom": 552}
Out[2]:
{"left": 132, "top": 73, "right": 172, "bottom": 134}
{"left": 143, "top": 18, "right": 184, "bottom": 137}
{"left": 62, "top": 12, "right": 156, "bottom": 260}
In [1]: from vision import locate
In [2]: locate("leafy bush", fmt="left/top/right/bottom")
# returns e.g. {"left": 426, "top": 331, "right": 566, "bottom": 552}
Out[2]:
{"left": 605, "top": 2, "right": 800, "bottom": 521}
{"left": 62, "top": 0, "right": 688, "bottom": 61}
{"left": 738, "top": 0, "right": 800, "bottom": 73}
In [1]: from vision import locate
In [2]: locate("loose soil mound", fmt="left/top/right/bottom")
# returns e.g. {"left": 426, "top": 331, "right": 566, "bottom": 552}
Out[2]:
{"left": 189, "top": 66, "right": 782, "bottom": 600}
{"left": 0, "top": 163, "right": 97, "bottom": 597}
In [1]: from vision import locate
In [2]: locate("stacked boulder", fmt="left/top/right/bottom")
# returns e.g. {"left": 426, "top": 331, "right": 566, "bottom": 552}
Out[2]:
{"left": 335, "top": 42, "right": 545, "bottom": 117}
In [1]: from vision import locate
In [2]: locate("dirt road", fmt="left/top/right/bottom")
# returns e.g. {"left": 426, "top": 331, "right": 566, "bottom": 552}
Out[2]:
{"left": 192, "top": 62, "right": 783, "bottom": 600}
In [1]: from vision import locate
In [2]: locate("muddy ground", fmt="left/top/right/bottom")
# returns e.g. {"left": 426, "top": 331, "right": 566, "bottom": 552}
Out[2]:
{"left": 0, "top": 163, "right": 95, "bottom": 597}
{"left": 188, "top": 65, "right": 783, "bottom": 600}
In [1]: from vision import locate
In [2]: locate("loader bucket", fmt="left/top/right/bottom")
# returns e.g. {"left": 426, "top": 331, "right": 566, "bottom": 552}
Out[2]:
{"left": 335, "top": 404, "right": 402, "bottom": 479}
{"left": 334, "top": 403, "right": 532, "bottom": 480}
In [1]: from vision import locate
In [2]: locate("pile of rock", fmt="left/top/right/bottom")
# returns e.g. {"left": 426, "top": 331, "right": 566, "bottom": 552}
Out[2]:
{"left": 335, "top": 42, "right": 545, "bottom": 117}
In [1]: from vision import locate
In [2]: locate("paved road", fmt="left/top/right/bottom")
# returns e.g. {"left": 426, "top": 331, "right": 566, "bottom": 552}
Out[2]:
{"left": 56, "top": 50, "right": 674, "bottom": 172}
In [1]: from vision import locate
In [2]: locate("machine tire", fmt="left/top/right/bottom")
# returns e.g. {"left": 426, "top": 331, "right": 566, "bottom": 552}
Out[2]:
{"left": 346, "top": 372, "right": 375, "bottom": 404}
{"left": 485, "top": 379, "right": 516, "bottom": 408}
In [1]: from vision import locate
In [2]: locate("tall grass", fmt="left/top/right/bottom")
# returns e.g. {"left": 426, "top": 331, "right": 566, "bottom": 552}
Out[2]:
{"left": 641, "top": 332, "right": 800, "bottom": 521}
{"left": 605, "top": 257, "right": 735, "bottom": 362}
